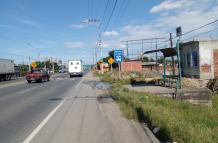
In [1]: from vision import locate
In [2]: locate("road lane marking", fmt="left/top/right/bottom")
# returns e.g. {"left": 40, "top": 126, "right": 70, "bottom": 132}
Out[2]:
{"left": 75, "top": 78, "right": 83, "bottom": 88}
{"left": 23, "top": 100, "right": 65, "bottom": 143}
{"left": 23, "top": 76, "right": 83, "bottom": 143}
{"left": 0, "top": 81, "right": 26, "bottom": 89}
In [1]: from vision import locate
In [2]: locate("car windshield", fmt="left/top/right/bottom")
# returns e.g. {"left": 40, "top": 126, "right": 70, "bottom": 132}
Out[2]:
{"left": 31, "top": 70, "right": 42, "bottom": 74}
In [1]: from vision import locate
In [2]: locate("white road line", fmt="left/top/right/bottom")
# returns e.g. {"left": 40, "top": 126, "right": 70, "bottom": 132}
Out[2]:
{"left": 23, "top": 100, "right": 65, "bottom": 143}
{"left": 23, "top": 77, "right": 83, "bottom": 143}
{"left": 75, "top": 78, "right": 83, "bottom": 88}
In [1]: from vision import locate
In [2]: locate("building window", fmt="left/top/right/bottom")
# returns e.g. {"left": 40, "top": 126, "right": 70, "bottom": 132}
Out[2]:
{"left": 192, "top": 51, "right": 198, "bottom": 67}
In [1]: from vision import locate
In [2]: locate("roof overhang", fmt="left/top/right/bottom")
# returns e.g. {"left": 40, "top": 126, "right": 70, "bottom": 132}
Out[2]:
{"left": 143, "top": 48, "right": 177, "bottom": 57}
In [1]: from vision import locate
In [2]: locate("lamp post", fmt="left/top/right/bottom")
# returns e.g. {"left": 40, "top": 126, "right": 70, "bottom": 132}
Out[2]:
{"left": 82, "top": 18, "right": 100, "bottom": 71}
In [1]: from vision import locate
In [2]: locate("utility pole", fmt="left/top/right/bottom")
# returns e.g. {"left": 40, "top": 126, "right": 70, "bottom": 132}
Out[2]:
{"left": 82, "top": 18, "right": 100, "bottom": 71}
{"left": 28, "top": 56, "right": 31, "bottom": 72}
{"left": 52, "top": 62, "right": 55, "bottom": 74}
{"left": 126, "top": 41, "right": 129, "bottom": 59}
{"left": 170, "top": 33, "right": 175, "bottom": 75}
{"left": 44, "top": 57, "right": 47, "bottom": 70}
{"left": 155, "top": 38, "right": 158, "bottom": 70}
{"left": 141, "top": 40, "right": 144, "bottom": 61}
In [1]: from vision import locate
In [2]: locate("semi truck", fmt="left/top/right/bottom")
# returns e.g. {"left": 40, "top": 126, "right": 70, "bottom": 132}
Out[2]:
{"left": 0, "top": 58, "right": 15, "bottom": 81}
{"left": 68, "top": 60, "right": 83, "bottom": 77}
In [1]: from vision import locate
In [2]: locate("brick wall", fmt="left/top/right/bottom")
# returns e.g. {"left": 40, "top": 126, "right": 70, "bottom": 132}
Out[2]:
{"left": 201, "top": 64, "right": 211, "bottom": 73}
{"left": 214, "top": 49, "right": 218, "bottom": 77}
{"left": 121, "top": 61, "right": 142, "bottom": 72}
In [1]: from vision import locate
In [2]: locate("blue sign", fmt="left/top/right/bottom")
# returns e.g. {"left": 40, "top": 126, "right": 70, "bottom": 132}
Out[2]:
{"left": 114, "top": 50, "right": 123, "bottom": 63}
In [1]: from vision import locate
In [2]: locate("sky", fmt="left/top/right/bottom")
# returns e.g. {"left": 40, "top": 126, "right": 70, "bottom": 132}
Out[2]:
{"left": 0, "top": 0, "right": 218, "bottom": 64}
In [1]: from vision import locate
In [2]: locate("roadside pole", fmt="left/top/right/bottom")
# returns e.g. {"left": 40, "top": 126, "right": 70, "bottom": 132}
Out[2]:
{"left": 170, "top": 33, "right": 175, "bottom": 75}
{"left": 118, "top": 63, "right": 121, "bottom": 79}
{"left": 163, "top": 57, "right": 166, "bottom": 86}
{"left": 176, "top": 38, "right": 182, "bottom": 89}
{"left": 176, "top": 26, "right": 182, "bottom": 89}
{"left": 108, "top": 58, "right": 114, "bottom": 73}
{"left": 28, "top": 56, "right": 31, "bottom": 72}
{"left": 111, "top": 64, "right": 113, "bottom": 72}
{"left": 114, "top": 50, "right": 123, "bottom": 80}
{"left": 52, "top": 62, "right": 55, "bottom": 74}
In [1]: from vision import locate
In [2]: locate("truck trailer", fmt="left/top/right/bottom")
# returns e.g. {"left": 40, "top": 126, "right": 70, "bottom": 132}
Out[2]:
{"left": 0, "top": 58, "right": 15, "bottom": 81}
{"left": 68, "top": 60, "right": 83, "bottom": 77}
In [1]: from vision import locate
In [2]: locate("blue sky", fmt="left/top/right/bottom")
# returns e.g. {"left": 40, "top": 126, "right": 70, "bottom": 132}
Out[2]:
{"left": 0, "top": 0, "right": 218, "bottom": 64}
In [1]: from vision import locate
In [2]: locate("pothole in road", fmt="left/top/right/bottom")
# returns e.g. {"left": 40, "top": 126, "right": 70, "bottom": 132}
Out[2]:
{"left": 49, "top": 98, "right": 63, "bottom": 101}
{"left": 97, "top": 95, "right": 114, "bottom": 103}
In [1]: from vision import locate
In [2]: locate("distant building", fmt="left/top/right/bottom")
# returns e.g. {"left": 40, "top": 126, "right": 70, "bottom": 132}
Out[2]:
{"left": 180, "top": 39, "right": 218, "bottom": 79}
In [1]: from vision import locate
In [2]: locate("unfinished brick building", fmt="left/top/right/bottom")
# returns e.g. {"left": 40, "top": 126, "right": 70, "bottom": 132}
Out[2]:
{"left": 180, "top": 39, "right": 218, "bottom": 79}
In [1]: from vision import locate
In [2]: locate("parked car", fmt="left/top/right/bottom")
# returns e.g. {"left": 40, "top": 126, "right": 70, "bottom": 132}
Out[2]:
{"left": 26, "top": 68, "right": 50, "bottom": 83}
{"left": 59, "top": 68, "right": 66, "bottom": 73}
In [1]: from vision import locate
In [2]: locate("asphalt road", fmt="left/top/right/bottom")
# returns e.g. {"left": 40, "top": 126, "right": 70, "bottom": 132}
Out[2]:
{"left": 0, "top": 72, "right": 84, "bottom": 143}
{"left": 0, "top": 71, "right": 157, "bottom": 143}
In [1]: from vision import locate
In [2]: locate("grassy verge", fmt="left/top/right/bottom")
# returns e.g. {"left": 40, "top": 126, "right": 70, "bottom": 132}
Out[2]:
{"left": 95, "top": 72, "right": 218, "bottom": 143}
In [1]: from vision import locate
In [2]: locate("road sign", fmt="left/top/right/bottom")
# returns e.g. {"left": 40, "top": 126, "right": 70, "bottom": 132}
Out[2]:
{"left": 108, "top": 58, "right": 114, "bottom": 64}
{"left": 31, "top": 62, "right": 37, "bottom": 68}
{"left": 176, "top": 26, "right": 182, "bottom": 37}
{"left": 114, "top": 50, "right": 123, "bottom": 63}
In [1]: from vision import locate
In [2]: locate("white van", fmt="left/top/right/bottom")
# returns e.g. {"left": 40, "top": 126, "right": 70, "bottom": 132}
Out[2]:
{"left": 68, "top": 60, "right": 83, "bottom": 77}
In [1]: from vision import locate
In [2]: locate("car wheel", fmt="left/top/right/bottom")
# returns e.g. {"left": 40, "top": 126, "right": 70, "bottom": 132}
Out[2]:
{"left": 27, "top": 80, "right": 31, "bottom": 83}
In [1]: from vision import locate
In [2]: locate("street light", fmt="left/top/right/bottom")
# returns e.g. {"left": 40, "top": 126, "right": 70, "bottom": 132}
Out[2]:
{"left": 81, "top": 18, "right": 101, "bottom": 71}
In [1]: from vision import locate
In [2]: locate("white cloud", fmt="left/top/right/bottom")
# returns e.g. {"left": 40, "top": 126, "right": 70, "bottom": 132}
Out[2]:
{"left": 150, "top": 0, "right": 185, "bottom": 13}
{"left": 121, "top": 25, "right": 164, "bottom": 40}
{"left": 103, "top": 30, "right": 119, "bottom": 37}
{"left": 69, "top": 24, "right": 85, "bottom": 29}
{"left": 150, "top": 0, "right": 213, "bottom": 13}
{"left": 64, "top": 41, "right": 85, "bottom": 49}
{"left": 101, "top": 43, "right": 110, "bottom": 48}
{"left": 16, "top": 18, "right": 43, "bottom": 29}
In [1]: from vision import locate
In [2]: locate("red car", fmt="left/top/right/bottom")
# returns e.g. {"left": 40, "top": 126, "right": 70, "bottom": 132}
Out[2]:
{"left": 26, "top": 68, "right": 50, "bottom": 83}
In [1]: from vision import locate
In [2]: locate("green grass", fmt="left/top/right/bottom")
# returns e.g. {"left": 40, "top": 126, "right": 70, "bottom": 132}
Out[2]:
{"left": 110, "top": 81, "right": 218, "bottom": 143}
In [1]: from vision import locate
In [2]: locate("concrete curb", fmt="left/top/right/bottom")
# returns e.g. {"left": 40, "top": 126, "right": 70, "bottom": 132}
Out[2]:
{"left": 141, "top": 123, "right": 160, "bottom": 143}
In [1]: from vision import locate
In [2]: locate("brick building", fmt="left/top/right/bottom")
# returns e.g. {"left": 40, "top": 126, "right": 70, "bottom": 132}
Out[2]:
{"left": 180, "top": 39, "right": 218, "bottom": 79}
{"left": 121, "top": 60, "right": 142, "bottom": 72}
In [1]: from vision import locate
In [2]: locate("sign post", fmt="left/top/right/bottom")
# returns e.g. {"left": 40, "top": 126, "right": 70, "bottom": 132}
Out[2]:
{"left": 176, "top": 26, "right": 182, "bottom": 89}
{"left": 114, "top": 50, "right": 123, "bottom": 79}
{"left": 108, "top": 58, "right": 114, "bottom": 72}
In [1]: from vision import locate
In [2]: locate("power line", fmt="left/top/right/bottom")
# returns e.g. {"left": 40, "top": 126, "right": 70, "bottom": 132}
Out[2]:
{"left": 99, "top": 0, "right": 110, "bottom": 30}
{"left": 121, "top": 37, "right": 165, "bottom": 43}
{"left": 181, "top": 26, "right": 218, "bottom": 42}
{"left": 88, "top": 0, "right": 90, "bottom": 19}
{"left": 113, "top": 0, "right": 129, "bottom": 28}
{"left": 170, "top": 19, "right": 218, "bottom": 40}
{"left": 181, "top": 19, "right": 218, "bottom": 36}
{"left": 103, "top": 0, "right": 118, "bottom": 32}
